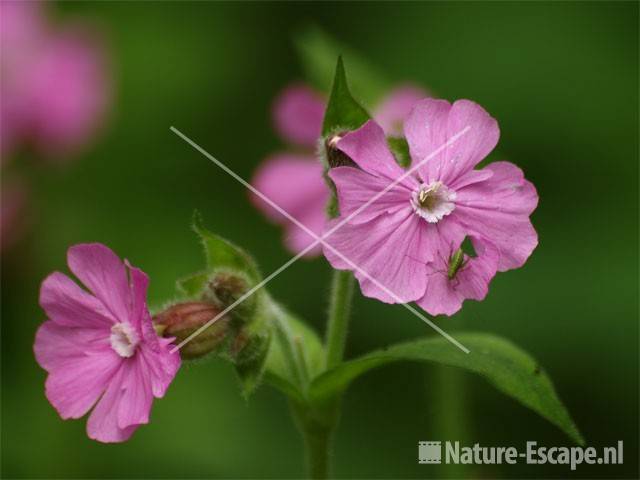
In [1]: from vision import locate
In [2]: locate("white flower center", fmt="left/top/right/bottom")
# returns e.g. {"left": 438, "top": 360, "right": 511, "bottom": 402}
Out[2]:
{"left": 411, "top": 181, "right": 456, "bottom": 223}
{"left": 110, "top": 322, "right": 139, "bottom": 358}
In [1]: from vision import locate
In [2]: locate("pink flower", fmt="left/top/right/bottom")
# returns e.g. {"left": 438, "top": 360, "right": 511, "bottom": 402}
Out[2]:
{"left": 34, "top": 243, "right": 181, "bottom": 443}
{"left": 252, "top": 83, "right": 427, "bottom": 257}
{"left": 323, "top": 99, "right": 538, "bottom": 314}
{"left": 0, "top": 1, "right": 110, "bottom": 160}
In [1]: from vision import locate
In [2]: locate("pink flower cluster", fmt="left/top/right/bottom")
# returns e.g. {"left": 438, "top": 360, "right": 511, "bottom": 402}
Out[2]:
{"left": 252, "top": 84, "right": 538, "bottom": 315}
{"left": 1, "top": 1, "right": 111, "bottom": 251}
{"left": 251, "top": 83, "right": 426, "bottom": 257}
{"left": 34, "top": 243, "right": 180, "bottom": 442}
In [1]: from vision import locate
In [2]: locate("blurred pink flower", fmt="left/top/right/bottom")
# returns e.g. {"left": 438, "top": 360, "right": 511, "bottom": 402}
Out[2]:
{"left": 272, "top": 84, "right": 326, "bottom": 147}
{"left": 0, "top": 1, "right": 110, "bottom": 160}
{"left": 251, "top": 83, "right": 427, "bottom": 257}
{"left": 323, "top": 99, "right": 538, "bottom": 314}
{"left": 374, "top": 85, "right": 427, "bottom": 137}
{"left": 34, "top": 243, "right": 181, "bottom": 443}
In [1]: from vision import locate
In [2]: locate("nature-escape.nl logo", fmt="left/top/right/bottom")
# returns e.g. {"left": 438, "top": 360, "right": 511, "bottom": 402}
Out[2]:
{"left": 418, "top": 440, "right": 624, "bottom": 471}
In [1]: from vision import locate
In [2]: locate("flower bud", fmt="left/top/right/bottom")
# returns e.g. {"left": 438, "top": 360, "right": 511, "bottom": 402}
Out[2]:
{"left": 325, "top": 132, "right": 358, "bottom": 169}
{"left": 153, "top": 302, "right": 229, "bottom": 360}
{"left": 204, "top": 271, "right": 257, "bottom": 321}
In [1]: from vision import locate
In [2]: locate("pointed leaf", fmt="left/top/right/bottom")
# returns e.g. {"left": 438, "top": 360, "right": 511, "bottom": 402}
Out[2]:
{"left": 322, "top": 57, "right": 371, "bottom": 136}
{"left": 309, "top": 332, "right": 584, "bottom": 445}
{"left": 192, "top": 211, "right": 261, "bottom": 283}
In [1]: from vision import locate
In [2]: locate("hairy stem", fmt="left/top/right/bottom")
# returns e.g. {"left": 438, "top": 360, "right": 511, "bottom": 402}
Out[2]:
{"left": 324, "top": 270, "right": 355, "bottom": 369}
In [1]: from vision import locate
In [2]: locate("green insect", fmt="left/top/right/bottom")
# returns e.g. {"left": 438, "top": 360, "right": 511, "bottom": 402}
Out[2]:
{"left": 405, "top": 245, "right": 470, "bottom": 286}
{"left": 447, "top": 248, "right": 468, "bottom": 280}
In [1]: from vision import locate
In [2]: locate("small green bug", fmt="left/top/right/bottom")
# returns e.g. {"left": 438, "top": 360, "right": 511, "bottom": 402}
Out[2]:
{"left": 447, "top": 248, "right": 468, "bottom": 280}
{"left": 405, "top": 245, "right": 470, "bottom": 285}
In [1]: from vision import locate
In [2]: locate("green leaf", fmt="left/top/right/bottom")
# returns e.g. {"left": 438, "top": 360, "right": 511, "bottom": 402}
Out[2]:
{"left": 387, "top": 136, "right": 411, "bottom": 169}
{"left": 176, "top": 272, "right": 208, "bottom": 297}
{"left": 321, "top": 57, "right": 371, "bottom": 136}
{"left": 295, "top": 26, "right": 389, "bottom": 104}
{"left": 309, "top": 332, "right": 584, "bottom": 445}
{"left": 192, "top": 211, "right": 261, "bottom": 283}
{"left": 263, "top": 300, "right": 325, "bottom": 402}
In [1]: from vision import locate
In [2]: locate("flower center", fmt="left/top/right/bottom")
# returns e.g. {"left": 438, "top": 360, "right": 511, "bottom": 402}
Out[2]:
{"left": 411, "top": 181, "right": 456, "bottom": 223}
{"left": 110, "top": 322, "right": 139, "bottom": 358}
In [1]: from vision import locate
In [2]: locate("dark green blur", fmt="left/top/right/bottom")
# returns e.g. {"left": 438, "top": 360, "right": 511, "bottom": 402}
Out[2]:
{"left": 2, "top": 2, "right": 637, "bottom": 478}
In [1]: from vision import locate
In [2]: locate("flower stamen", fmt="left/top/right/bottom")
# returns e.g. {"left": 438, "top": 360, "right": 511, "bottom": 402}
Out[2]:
{"left": 110, "top": 322, "right": 139, "bottom": 358}
{"left": 411, "top": 181, "right": 456, "bottom": 223}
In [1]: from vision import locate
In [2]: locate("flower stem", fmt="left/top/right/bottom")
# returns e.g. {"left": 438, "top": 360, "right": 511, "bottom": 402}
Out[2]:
{"left": 302, "top": 421, "right": 332, "bottom": 479}
{"left": 324, "top": 270, "right": 355, "bottom": 369}
{"left": 291, "top": 399, "right": 339, "bottom": 480}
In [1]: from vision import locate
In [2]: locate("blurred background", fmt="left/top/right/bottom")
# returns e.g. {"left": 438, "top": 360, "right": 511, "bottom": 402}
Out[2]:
{"left": 1, "top": 1, "right": 638, "bottom": 478}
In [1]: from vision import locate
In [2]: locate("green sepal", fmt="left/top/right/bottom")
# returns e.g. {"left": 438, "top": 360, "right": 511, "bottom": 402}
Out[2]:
{"left": 192, "top": 210, "right": 261, "bottom": 284}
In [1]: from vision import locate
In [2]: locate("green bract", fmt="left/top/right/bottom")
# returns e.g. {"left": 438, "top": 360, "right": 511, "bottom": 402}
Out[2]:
{"left": 321, "top": 56, "right": 370, "bottom": 137}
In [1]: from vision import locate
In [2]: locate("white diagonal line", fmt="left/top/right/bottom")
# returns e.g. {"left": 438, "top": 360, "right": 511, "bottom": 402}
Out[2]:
{"left": 170, "top": 125, "right": 471, "bottom": 354}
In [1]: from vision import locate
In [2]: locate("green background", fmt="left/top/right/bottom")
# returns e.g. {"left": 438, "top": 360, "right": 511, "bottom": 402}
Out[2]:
{"left": 2, "top": 1, "right": 638, "bottom": 478}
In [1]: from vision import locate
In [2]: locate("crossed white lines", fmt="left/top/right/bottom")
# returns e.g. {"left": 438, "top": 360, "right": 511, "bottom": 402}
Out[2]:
{"left": 170, "top": 125, "right": 471, "bottom": 354}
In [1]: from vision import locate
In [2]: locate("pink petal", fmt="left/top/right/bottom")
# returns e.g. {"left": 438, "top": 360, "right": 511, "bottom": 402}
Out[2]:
{"left": 456, "top": 161, "right": 538, "bottom": 215}
{"left": 39, "top": 271, "right": 116, "bottom": 328}
{"left": 86, "top": 341, "right": 179, "bottom": 441}
{"left": 403, "top": 98, "right": 450, "bottom": 173}
{"left": 251, "top": 154, "right": 329, "bottom": 257}
{"left": 405, "top": 99, "right": 499, "bottom": 186}
{"left": 374, "top": 84, "right": 428, "bottom": 137}
{"left": 323, "top": 209, "right": 430, "bottom": 303}
{"left": 283, "top": 200, "right": 327, "bottom": 257}
{"left": 67, "top": 243, "right": 131, "bottom": 323}
{"left": 453, "top": 161, "right": 538, "bottom": 271}
{"left": 34, "top": 321, "right": 119, "bottom": 419}
{"left": 416, "top": 270, "right": 462, "bottom": 316}
{"left": 117, "top": 359, "right": 153, "bottom": 429}
{"left": 126, "top": 261, "right": 149, "bottom": 330}
{"left": 86, "top": 366, "right": 138, "bottom": 443}
{"left": 416, "top": 238, "right": 499, "bottom": 316}
{"left": 337, "top": 120, "right": 411, "bottom": 185}
{"left": 272, "top": 83, "right": 325, "bottom": 147}
{"left": 449, "top": 168, "right": 494, "bottom": 191}
{"left": 328, "top": 166, "right": 415, "bottom": 224}
{"left": 455, "top": 241, "right": 500, "bottom": 301}
{"left": 138, "top": 338, "right": 181, "bottom": 398}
